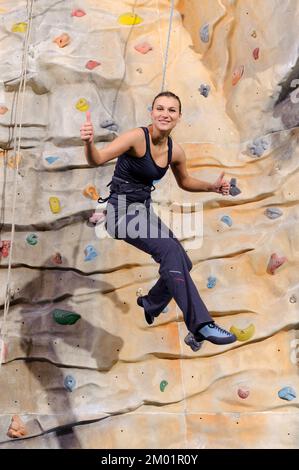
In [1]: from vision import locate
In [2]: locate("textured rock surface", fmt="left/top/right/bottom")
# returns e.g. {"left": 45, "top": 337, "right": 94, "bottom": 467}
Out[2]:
{"left": 0, "top": 0, "right": 298, "bottom": 448}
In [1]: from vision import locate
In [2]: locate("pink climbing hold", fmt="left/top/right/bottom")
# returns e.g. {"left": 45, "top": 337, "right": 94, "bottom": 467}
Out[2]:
{"left": 253, "top": 47, "right": 260, "bottom": 60}
{"left": 71, "top": 9, "right": 86, "bottom": 17}
{"left": 85, "top": 60, "right": 101, "bottom": 70}
{"left": 0, "top": 240, "right": 11, "bottom": 258}
{"left": 238, "top": 388, "right": 250, "bottom": 399}
{"left": 52, "top": 252, "right": 62, "bottom": 264}
{"left": 0, "top": 106, "right": 8, "bottom": 115}
{"left": 134, "top": 42, "right": 153, "bottom": 54}
{"left": 267, "top": 253, "right": 287, "bottom": 275}
{"left": 232, "top": 65, "right": 244, "bottom": 86}
{"left": 89, "top": 212, "right": 106, "bottom": 224}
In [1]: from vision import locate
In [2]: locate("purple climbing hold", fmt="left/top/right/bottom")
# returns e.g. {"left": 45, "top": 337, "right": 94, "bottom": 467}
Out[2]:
{"left": 200, "top": 23, "right": 209, "bottom": 43}
{"left": 184, "top": 332, "right": 203, "bottom": 352}
{"left": 64, "top": 375, "right": 76, "bottom": 392}
{"left": 199, "top": 83, "right": 210, "bottom": 98}
{"left": 229, "top": 178, "right": 241, "bottom": 196}
{"left": 100, "top": 119, "right": 119, "bottom": 132}
{"left": 249, "top": 138, "right": 269, "bottom": 157}
{"left": 264, "top": 208, "right": 283, "bottom": 220}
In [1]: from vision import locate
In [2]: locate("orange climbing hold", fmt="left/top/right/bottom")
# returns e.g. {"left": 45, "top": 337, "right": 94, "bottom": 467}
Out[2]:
{"left": 232, "top": 65, "right": 244, "bottom": 86}
{"left": 0, "top": 105, "right": 8, "bottom": 115}
{"left": 253, "top": 47, "right": 260, "bottom": 60}
{"left": 85, "top": 60, "right": 101, "bottom": 70}
{"left": 71, "top": 9, "right": 86, "bottom": 17}
{"left": 53, "top": 33, "right": 70, "bottom": 48}
{"left": 7, "top": 154, "right": 22, "bottom": 169}
{"left": 134, "top": 42, "right": 153, "bottom": 54}
{"left": 83, "top": 185, "right": 99, "bottom": 200}
{"left": 267, "top": 253, "right": 287, "bottom": 275}
{"left": 7, "top": 415, "right": 27, "bottom": 439}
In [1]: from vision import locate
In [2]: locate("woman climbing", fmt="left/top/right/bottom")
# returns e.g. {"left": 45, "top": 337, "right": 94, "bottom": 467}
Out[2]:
{"left": 80, "top": 91, "right": 236, "bottom": 349}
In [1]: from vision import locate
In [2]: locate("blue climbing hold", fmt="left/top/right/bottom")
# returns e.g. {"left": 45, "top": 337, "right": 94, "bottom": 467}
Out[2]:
{"left": 153, "top": 179, "right": 161, "bottom": 184}
{"left": 200, "top": 23, "right": 209, "bottom": 43}
{"left": 162, "top": 306, "right": 169, "bottom": 313}
{"left": 84, "top": 245, "right": 98, "bottom": 261}
{"left": 249, "top": 138, "right": 269, "bottom": 157}
{"left": 45, "top": 156, "right": 59, "bottom": 164}
{"left": 229, "top": 178, "right": 241, "bottom": 196}
{"left": 100, "top": 119, "right": 119, "bottom": 132}
{"left": 64, "top": 375, "right": 76, "bottom": 392}
{"left": 278, "top": 386, "right": 296, "bottom": 401}
{"left": 221, "top": 215, "right": 233, "bottom": 227}
{"left": 199, "top": 84, "right": 210, "bottom": 98}
{"left": 207, "top": 276, "right": 217, "bottom": 289}
{"left": 264, "top": 208, "right": 283, "bottom": 220}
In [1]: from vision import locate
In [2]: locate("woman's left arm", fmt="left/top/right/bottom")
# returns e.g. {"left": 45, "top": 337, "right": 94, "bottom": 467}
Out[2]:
{"left": 171, "top": 144, "right": 230, "bottom": 195}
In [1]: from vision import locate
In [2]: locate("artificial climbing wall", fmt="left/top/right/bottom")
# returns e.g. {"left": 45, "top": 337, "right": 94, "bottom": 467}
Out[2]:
{"left": 0, "top": 0, "right": 298, "bottom": 449}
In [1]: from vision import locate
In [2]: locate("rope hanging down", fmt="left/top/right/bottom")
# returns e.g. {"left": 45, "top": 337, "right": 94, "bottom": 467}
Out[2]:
{"left": 0, "top": 0, "right": 35, "bottom": 367}
{"left": 160, "top": 0, "right": 175, "bottom": 92}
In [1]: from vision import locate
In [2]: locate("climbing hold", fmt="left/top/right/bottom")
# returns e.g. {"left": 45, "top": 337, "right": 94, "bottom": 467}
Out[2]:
{"left": 26, "top": 233, "right": 38, "bottom": 245}
{"left": 230, "top": 324, "right": 255, "bottom": 342}
{"left": 249, "top": 137, "right": 269, "bottom": 157}
{"left": 76, "top": 98, "right": 89, "bottom": 112}
{"left": 53, "top": 33, "right": 70, "bottom": 48}
{"left": 253, "top": 47, "right": 260, "bottom": 60}
{"left": 199, "top": 84, "right": 210, "bottom": 98}
{"left": 52, "top": 308, "right": 81, "bottom": 325}
{"left": 45, "top": 156, "right": 59, "bottom": 164}
{"left": 83, "top": 185, "right": 99, "bottom": 200}
{"left": 289, "top": 295, "right": 297, "bottom": 304}
{"left": 52, "top": 252, "right": 62, "bottom": 264}
{"left": 84, "top": 245, "right": 98, "bottom": 261}
{"left": 162, "top": 306, "right": 169, "bottom": 313}
{"left": 136, "top": 67, "right": 143, "bottom": 74}
{"left": 100, "top": 119, "right": 119, "bottom": 132}
{"left": 160, "top": 380, "right": 168, "bottom": 392}
{"left": 11, "top": 22, "right": 27, "bottom": 33}
{"left": 85, "top": 60, "right": 101, "bottom": 70}
{"left": 0, "top": 240, "right": 11, "bottom": 258}
{"left": 251, "top": 30, "right": 257, "bottom": 38}
{"left": 136, "top": 287, "right": 143, "bottom": 297}
{"left": 0, "top": 339, "right": 8, "bottom": 362}
{"left": 71, "top": 9, "right": 86, "bottom": 17}
{"left": 64, "top": 375, "right": 76, "bottom": 392}
{"left": 7, "top": 154, "right": 22, "bottom": 169}
{"left": 264, "top": 208, "right": 283, "bottom": 220}
{"left": 49, "top": 196, "right": 61, "bottom": 214}
{"left": 7, "top": 415, "right": 27, "bottom": 439}
{"left": 199, "top": 23, "right": 209, "bottom": 43}
{"left": 0, "top": 105, "right": 8, "bottom": 115}
{"left": 207, "top": 276, "right": 217, "bottom": 289}
{"left": 278, "top": 386, "right": 296, "bottom": 401}
{"left": 232, "top": 65, "right": 244, "bottom": 86}
{"left": 221, "top": 215, "right": 233, "bottom": 227}
{"left": 229, "top": 178, "right": 241, "bottom": 196}
{"left": 118, "top": 13, "right": 143, "bottom": 26}
{"left": 267, "top": 253, "right": 287, "bottom": 275}
{"left": 89, "top": 211, "right": 106, "bottom": 224}
{"left": 184, "top": 332, "right": 203, "bottom": 352}
{"left": 134, "top": 42, "right": 153, "bottom": 54}
{"left": 238, "top": 388, "right": 250, "bottom": 399}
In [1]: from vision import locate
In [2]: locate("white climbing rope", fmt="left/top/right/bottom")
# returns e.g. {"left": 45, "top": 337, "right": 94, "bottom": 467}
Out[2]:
{"left": 0, "top": 0, "right": 35, "bottom": 366}
{"left": 159, "top": 0, "right": 175, "bottom": 92}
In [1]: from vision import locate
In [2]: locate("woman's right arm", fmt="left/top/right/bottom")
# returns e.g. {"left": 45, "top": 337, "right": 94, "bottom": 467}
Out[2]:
{"left": 80, "top": 111, "right": 143, "bottom": 167}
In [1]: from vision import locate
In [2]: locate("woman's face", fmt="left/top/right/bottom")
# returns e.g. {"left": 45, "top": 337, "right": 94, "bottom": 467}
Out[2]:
{"left": 151, "top": 96, "right": 181, "bottom": 132}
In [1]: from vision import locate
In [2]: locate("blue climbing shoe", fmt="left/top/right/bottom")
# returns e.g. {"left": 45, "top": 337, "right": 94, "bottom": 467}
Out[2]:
{"left": 184, "top": 332, "right": 203, "bottom": 352}
{"left": 137, "top": 296, "right": 155, "bottom": 325}
{"left": 195, "top": 322, "right": 237, "bottom": 345}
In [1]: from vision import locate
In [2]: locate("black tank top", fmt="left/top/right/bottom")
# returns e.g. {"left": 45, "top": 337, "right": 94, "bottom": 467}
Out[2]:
{"left": 113, "top": 127, "right": 173, "bottom": 186}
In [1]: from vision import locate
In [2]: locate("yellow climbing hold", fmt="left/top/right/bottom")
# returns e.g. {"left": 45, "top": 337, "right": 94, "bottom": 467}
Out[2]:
{"left": 12, "top": 22, "right": 27, "bottom": 33}
{"left": 76, "top": 98, "right": 89, "bottom": 112}
{"left": 49, "top": 197, "right": 61, "bottom": 214}
{"left": 230, "top": 323, "right": 255, "bottom": 342}
{"left": 118, "top": 12, "right": 143, "bottom": 26}
{"left": 7, "top": 154, "right": 22, "bottom": 169}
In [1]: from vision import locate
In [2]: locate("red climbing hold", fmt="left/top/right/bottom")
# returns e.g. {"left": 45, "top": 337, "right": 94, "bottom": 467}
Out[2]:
{"left": 253, "top": 47, "right": 260, "bottom": 60}
{"left": 71, "top": 9, "right": 86, "bottom": 17}
{"left": 134, "top": 42, "right": 153, "bottom": 54}
{"left": 85, "top": 60, "right": 101, "bottom": 70}
{"left": 52, "top": 252, "right": 62, "bottom": 264}
{"left": 0, "top": 240, "right": 11, "bottom": 258}
{"left": 267, "top": 253, "right": 287, "bottom": 275}
{"left": 238, "top": 388, "right": 250, "bottom": 399}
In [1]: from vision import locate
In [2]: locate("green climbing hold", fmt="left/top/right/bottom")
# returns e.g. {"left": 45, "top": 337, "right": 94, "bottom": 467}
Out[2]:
{"left": 26, "top": 233, "right": 38, "bottom": 245}
{"left": 52, "top": 309, "right": 81, "bottom": 325}
{"left": 160, "top": 380, "right": 168, "bottom": 392}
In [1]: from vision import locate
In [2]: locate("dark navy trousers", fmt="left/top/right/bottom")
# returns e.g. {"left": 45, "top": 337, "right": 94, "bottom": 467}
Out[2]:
{"left": 105, "top": 196, "right": 212, "bottom": 336}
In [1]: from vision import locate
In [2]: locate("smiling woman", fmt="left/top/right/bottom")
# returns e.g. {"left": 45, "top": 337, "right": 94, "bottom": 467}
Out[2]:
{"left": 80, "top": 91, "right": 236, "bottom": 348}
